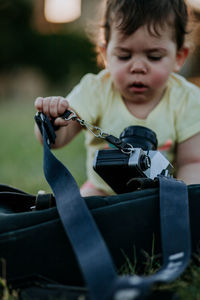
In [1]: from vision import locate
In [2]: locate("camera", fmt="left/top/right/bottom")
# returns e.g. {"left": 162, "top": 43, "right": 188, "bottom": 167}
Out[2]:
{"left": 93, "top": 126, "right": 174, "bottom": 194}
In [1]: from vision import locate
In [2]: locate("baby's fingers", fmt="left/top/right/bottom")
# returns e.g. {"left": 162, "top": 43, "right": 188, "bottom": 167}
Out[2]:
{"left": 35, "top": 97, "right": 44, "bottom": 111}
{"left": 43, "top": 96, "right": 66, "bottom": 117}
{"left": 34, "top": 96, "right": 51, "bottom": 116}
{"left": 46, "top": 96, "right": 69, "bottom": 117}
{"left": 34, "top": 96, "right": 69, "bottom": 118}
{"left": 49, "top": 96, "right": 62, "bottom": 117}
{"left": 57, "top": 98, "right": 69, "bottom": 115}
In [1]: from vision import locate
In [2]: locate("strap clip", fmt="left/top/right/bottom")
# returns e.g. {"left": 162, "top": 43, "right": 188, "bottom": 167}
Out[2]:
{"left": 62, "top": 109, "right": 77, "bottom": 121}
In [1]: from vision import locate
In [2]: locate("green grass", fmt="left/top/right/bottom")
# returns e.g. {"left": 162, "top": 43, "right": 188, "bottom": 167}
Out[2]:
{"left": 119, "top": 243, "right": 200, "bottom": 300}
{"left": 0, "top": 99, "right": 86, "bottom": 194}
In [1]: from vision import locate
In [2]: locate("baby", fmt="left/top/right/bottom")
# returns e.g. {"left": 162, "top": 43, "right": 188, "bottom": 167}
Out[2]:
{"left": 35, "top": 0, "right": 200, "bottom": 196}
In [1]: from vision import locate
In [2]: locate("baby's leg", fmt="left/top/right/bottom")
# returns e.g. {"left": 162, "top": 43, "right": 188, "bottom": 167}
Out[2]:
{"left": 80, "top": 181, "right": 108, "bottom": 197}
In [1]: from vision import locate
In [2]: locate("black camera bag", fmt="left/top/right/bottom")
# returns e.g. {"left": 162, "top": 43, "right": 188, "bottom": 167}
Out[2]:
{"left": 1, "top": 184, "right": 200, "bottom": 299}
{"left": 0, "top": 113, "right": 199, "bottom": 299}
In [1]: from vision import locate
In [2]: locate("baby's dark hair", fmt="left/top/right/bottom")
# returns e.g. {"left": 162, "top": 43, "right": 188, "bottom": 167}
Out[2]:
{"left": 91, "top": 0, "right": 188, "bottom": 66}
{"left": 103, "top": 0, "right": 188, "bottom": 49}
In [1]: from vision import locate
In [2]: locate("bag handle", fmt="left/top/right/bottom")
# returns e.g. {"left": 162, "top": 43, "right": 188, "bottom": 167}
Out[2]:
{"left": 37, "top": 113, "right": 191, "bottom": 300}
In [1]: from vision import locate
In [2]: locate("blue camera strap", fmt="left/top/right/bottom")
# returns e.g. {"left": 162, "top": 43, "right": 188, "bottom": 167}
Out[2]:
{"left": 39, "top": 113, "right": 191, "bottom": 300}
{"left": 41, "top": 117, "right": 117, "bottom": 300}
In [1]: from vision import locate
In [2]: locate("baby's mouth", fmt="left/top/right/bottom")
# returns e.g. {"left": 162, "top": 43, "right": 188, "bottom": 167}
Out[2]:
{"left": 129, "top": 82, "right": 148, "bottom": 92}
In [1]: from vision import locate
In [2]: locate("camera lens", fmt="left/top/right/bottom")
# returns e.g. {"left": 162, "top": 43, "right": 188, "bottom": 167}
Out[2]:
{"left": 120, "top": 126, "right": 158, "bottom": 150}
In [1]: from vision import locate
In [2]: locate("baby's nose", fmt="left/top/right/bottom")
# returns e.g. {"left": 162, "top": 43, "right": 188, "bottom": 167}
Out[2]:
{"left": 130, "top": 59, "right": 147, "bottom": 74}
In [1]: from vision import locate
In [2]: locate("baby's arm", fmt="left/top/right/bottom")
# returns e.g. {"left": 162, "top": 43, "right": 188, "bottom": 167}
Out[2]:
{"left": 176, "top": 132, "right": 200, "bottom": 184}
{"left": 34, "top": 96, "right": 82, "bottom": 148}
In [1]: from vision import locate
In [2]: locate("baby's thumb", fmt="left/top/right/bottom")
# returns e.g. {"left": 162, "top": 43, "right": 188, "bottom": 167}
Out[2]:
{"left": 53, "top": 116, "right": 69, "bottom": 128}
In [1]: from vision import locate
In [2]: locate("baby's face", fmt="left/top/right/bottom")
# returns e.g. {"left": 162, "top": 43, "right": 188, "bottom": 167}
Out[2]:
{"left": 104, "top": 24, "right": 182, "bottom": 106}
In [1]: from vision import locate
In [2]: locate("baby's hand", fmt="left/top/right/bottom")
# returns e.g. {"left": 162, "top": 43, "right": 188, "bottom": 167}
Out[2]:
{"left": 35, "top": 96, "right": 69, "bottom": 127}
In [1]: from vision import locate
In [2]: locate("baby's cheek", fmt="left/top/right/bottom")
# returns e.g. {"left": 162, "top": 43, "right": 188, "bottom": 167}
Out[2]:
{"left": 113, "top": 72, "right": 126, "bottom": 88}
{"left": 151, "top": 71, "right": 170, "bottom": 89}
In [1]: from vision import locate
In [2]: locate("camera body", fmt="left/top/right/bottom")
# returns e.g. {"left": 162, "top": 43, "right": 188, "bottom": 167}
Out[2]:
{"left": 93, "top": 126, "right": 173, "bottom": 194}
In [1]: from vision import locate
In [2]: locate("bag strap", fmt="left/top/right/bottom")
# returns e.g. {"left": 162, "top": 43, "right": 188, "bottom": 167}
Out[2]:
{"left": 38, "top": 113, "right": 191, "bottom": 300}
{"left": 109, "top": 175, "right": 191, "bottom": 300}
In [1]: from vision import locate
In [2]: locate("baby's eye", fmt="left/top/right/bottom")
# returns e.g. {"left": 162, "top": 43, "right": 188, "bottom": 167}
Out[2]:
{"left": 148, "top": 55, "right": 162, "bottom": 61}
{"left": 118, "top": 55, "right": 131, "bottom": 61}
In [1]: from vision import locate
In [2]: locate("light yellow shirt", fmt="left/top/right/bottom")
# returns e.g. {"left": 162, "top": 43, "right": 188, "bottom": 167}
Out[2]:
{"left": 68, "top": 69, "right": 200, "bottom": 194}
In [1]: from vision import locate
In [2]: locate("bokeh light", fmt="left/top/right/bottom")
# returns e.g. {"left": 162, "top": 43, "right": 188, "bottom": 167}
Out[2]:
{"left": 44, "top": 0, "right": 81, "bottom": 23}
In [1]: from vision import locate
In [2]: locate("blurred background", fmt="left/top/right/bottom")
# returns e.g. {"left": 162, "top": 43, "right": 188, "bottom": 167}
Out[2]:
{"left": 0, "top": 0, "right": 200, "bottom": 194}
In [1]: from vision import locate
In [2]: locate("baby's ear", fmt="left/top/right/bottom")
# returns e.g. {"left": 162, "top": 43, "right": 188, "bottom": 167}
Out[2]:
{"left": 174, "top": 47, "right": 189, "bottom": 72}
